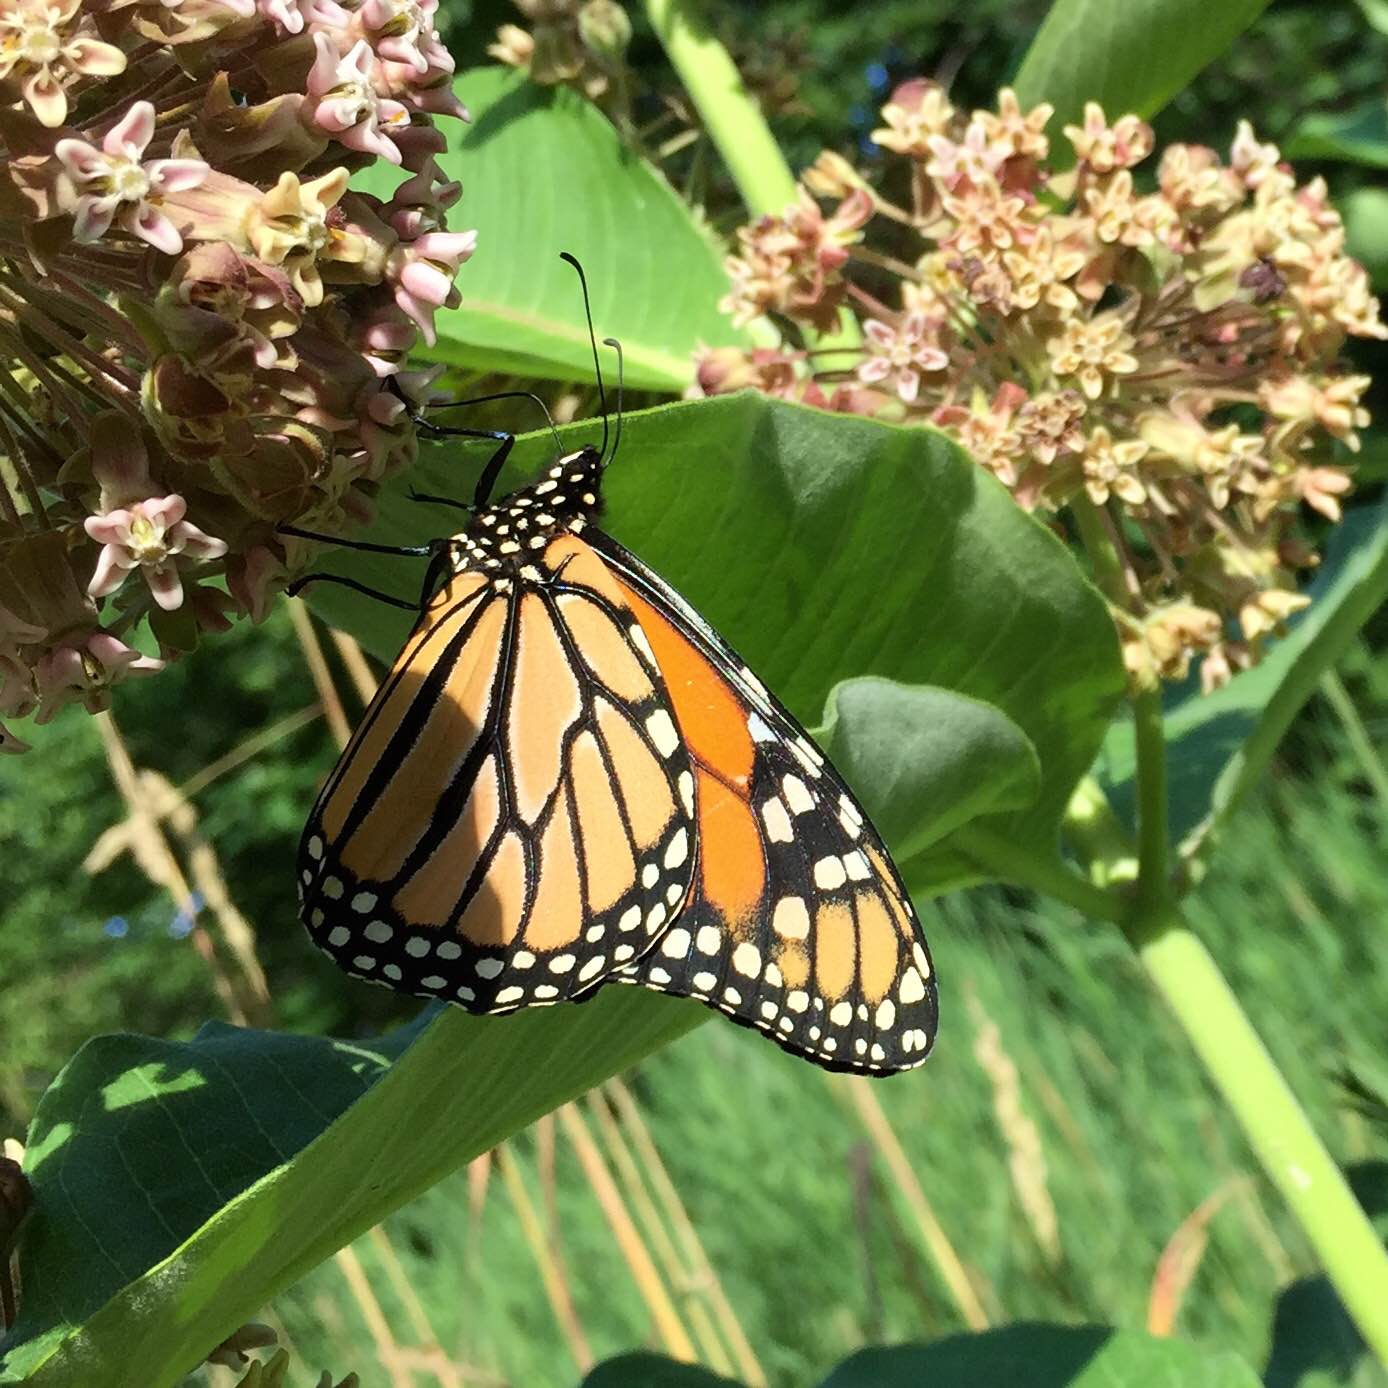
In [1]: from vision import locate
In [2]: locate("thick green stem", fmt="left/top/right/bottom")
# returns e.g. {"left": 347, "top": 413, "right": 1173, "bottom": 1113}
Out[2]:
{"left": 952, "top": 821, "right": 1127, "bottom": 922}
{"left": 1135, "top": 905, "right": 1388, "bottom": 1362}
{"left": 1132, "top": 688, "right": 1169, "bottom": 910}
{"left": 642, "top": 0, "right": 797, "bottom": 217}
{"left": 642, "top": 0, "right": 862, "bottom": 359}
{"left": 1061, "top": 776, "right": 1137, "bottom": 887}
{"left": 1320, "top": 668, "right": 1388, "bottom": 808}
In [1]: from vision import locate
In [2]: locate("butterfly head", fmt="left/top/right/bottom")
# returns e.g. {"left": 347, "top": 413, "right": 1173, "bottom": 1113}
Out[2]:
{"left": 453, "top": 445, "right": 605, "bottom": 574}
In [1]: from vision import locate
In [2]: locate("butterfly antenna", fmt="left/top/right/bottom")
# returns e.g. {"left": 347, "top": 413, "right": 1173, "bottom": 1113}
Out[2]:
{"left": 602, "top": 337, "right": 624, "bottom": 467}
{"left": 559, "top": 251, "right": 609, "bottom": 459}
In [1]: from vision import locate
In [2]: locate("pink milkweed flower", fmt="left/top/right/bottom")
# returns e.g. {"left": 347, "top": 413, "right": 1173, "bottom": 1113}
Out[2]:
{"left": 33, "top": 631, "right": 164, "bottom": 722}
{"left": 54, "top": 101, "right": 209, "bottom": 254}
{"left": 306, "top": 33, "right": 411, "bottom": 165}
{"left": 388, "top": 229, "right": 478, "bottom": 342}
{"left": 85, "top": 495, "right": 229, "bottom": 612}
{"left": 0, "top": 0, "right": 126, "bottom": 127}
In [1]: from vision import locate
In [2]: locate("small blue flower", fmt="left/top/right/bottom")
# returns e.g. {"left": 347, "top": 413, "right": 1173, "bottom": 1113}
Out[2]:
{"left": 103, "top": 916, "right": 129, "bottom": 939}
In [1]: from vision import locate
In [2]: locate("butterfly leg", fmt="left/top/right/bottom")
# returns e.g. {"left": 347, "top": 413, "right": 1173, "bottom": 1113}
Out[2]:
{"left": 284, "top": 571, "right": 422, "bottom": 612}
{"left": 277, "top": 524, "right": 437, "bottom": 558}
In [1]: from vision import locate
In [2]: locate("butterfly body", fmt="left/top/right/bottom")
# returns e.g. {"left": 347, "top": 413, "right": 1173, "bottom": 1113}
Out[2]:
{"left": 300, "top": 445, "right": 938, "bottom": 1074}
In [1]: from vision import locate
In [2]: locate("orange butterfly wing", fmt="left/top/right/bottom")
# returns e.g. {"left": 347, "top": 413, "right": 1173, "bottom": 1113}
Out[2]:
{"left": 590, "top": 531, "right": 938, "bottom": 1075}
{"left": 299, "top": 523, "right": 697, "bottom": 1012}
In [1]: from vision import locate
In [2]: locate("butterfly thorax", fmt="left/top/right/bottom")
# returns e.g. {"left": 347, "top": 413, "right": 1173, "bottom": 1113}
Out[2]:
{"left": 450, "top": 446, "right": 605, "bottom": 580}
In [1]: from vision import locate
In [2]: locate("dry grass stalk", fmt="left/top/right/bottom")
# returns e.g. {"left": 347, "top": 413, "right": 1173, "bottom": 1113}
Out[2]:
{"left": 288, "top": 598, "right": 352, "bottom": 750}
{"left": 329, "top": 631, "right": 382, "bottom": 706}
{"left": 364, "top": 1225, "right": 467, "bottom": 1388}
{"left": 557, "top": 1102, "right": 698, "bottom": 1362}
{"left": 178, "top": 704, "right": 323, "bottom": 802}
{"left": 828, "top": 1074, "right": 991, "bottom": 1329}
{"left": 496, "top": 1143, "right": 594, "bottom": 1373}
{"left": 87, "top": 712, "right": 249, "bottom": 1024}
{"left": 586, "top": 1092, "right": 736, "bottom": 1378}
{"left": 332, "top": 1244, "right": 415, "bottom": 1388}
{"left": 966, "top": 987, "right": 1061, "bottom": 1266}
{"left": 603, "top": 1079, "right": 768, "bottom": 1387}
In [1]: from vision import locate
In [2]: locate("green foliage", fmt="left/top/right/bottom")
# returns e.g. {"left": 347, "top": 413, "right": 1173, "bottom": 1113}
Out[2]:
{"left": 355, "top": 66, "right": 746, "bottom": 391}
{"left": 2, "top": 995, "right": 701, "bottom": 1388}
{"left": 1012, "top": 0, "right": 1274, "bottom": 136}
{"left": 818, "top": 679, "right": 1040, "bottom": 861}
{"left": 583, "top": 1329, "right": 1267, "bottom": 1386}
{"left": 821, "top": 1327, "right": 1263, "bottom": 1387}
{"left": 1287, "top": 102, "right": 1388, "bottom": 170}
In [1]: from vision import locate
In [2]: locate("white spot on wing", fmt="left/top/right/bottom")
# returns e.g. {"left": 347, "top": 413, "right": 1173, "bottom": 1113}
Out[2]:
{"left": 772, "top": 897, "right": 810, "bottom": 940}
{"left": 760, "top": 797, "right": 793, "bottom": 843}
{"left": 661, "top": 928, "right": 691, "bottom": 959}
{"left": 782, "top": 775, "right": 814, "bottom": 815}
{"left": 814, "top": 857, "right": 848, "bottom": 890}
{"left": 646, "top": 709, "right": 680, "bottom": 758}
{"left": 664, "top": 828, "right": 689, "bottom": 869}
{"left": 732, "top": 943, "right": 761, "bottom": 977}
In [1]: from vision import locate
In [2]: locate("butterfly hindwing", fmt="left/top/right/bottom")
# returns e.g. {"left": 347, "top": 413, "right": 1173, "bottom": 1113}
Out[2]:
{"left": 299, "top": 524, "right": 697, "bottom": 1013}
{"left": 590, "top": 530, "right": 938, "bottom": 1075}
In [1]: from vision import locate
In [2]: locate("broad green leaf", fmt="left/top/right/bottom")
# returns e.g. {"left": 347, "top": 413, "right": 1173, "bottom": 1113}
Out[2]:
{"left": 818, "top": 1326, "right": 1263, "bottom": 1388}
{"left": 817, "top": 678, "right": 1041, "bottom": 862}
{"left": 1345, "top": 188, "right": 1388, "bottom": 291}
{"left": 1286, "top": 101, "right": 1388, "bottom": 169}
{"left": 354, "top": 67, "right": 745, "bottom": 392}
{"left": 0, "top": 993, "right": 704, "bottom": 1388}
{"left": 580, "top": 1353, "right": 744, "bottom": 1388}
{"left": 1012, "top": 0, "right": 1273, "bottom": 136}
{"left": 1095, "top": 496, "right": 1388, "bottom": 852}
{"left": 309, "top": 394, "right": 1123, "bottom": 888}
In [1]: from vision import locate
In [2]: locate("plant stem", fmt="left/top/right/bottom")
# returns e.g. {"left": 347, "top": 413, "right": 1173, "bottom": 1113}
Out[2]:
{"left": 1061, "top": 776, "right": 1137, "bottom": 886}
{"left": 952, "top": 821, "right": 1127, "bottom": 922}
{"left": 641, "top": 0, "right": 797, "bottom": 218}
{"left": 1069, "top": 495, "right": 1130, "bottom": 608}
{"left": 641, "top": 0, "right": 862, "bottom": 361}
{"left": 1132, "top": 687, "right": 1169, "bottom": 910}
{"left": 1319, "top": 668, "right": 1388, "bottom": 808}
{"left": 1134, "top": 904, "right": 1388, "bottom": 1363}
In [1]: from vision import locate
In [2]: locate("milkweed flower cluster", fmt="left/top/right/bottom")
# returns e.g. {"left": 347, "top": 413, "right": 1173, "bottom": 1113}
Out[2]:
{"left": 697, "top": 84, "right": 1386, "bottom": 692}
{"left": 488, "top": 0, "right": 633, "bottom": 103}
{"left": 0, "top": 0, "right": 473, "bottom": 751}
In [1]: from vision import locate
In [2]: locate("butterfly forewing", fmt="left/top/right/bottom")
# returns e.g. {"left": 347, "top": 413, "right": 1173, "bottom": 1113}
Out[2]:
{"left": 299, "top": 459, "right": 698, "bottom": 1013}
{"left": 592, "top": 530, "right": 938, "bottom": 1075}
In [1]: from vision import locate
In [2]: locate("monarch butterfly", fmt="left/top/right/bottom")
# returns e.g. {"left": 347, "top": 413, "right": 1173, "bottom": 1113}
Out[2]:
{"left": 293, "top": 263, "right": 937, "bottom": 1075}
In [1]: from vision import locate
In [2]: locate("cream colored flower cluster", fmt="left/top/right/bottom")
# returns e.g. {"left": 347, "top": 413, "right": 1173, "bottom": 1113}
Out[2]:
{"left": 698, "top": 84, "right": 1386, "bottom": 692}
{"left": 0, "top": 0, "right": 472, "bottom": 749}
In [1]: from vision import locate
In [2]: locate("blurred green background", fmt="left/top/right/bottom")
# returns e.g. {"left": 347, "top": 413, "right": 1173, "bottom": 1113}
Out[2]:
{"left": 5, "top": 2, "right": 1388, "bottom": 1385}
